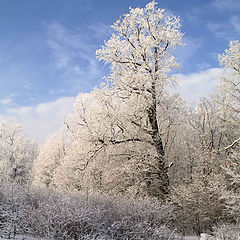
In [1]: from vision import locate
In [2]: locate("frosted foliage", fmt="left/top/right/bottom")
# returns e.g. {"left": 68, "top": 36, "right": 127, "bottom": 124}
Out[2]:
{"left": 96, "top": 1, "right": 183, "bottom": 93}
{"left": 0, "top": 116, "right": 37, "bottom": 185}
{"left": 222, "top": 152, "right": 240, "bottom": 222}
{"left": 33, "top": 2, "right": 184, "bottom": 199}
{"left": 50, "top": 88, "right": 183, "bottom": 196}
{"left": 215, "top": 41, "right": 240, "bottom": 222}
{"left": 32, "top": 130, "right": 66, "bottom": 188}
{"left": 219, "top": 40, "right": 240, "bottom": 72}
{"left": 218, "top": 41, "right": 240, "bottom": 125}
{"left": 65, "top": 90, "right": 156, "bottom": 151}
{"left": 172, "top": 172, "right": 226, "bottom": 234}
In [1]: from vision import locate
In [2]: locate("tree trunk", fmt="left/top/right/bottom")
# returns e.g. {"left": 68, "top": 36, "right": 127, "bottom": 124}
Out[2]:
{"left": 147, "top": 104, "right": 169, "bottom": 200}
{"left": 146, "top": 52, "right": 170, "bottom": 200}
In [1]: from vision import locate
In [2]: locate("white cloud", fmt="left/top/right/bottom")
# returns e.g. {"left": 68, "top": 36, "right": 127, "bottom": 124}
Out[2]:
{"left": 5, "top": 96, "right": 75, "bottom": 144}
{"left": 174, "top": 68, "right": 223, "bottom": 104}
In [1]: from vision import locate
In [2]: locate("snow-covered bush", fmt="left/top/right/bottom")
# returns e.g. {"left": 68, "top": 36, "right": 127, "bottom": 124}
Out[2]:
{"left": 0, "top": 184, "right": 31, "bottom": 239}
{"left": 0, "top": 187, "right": 177, "bottom": 239}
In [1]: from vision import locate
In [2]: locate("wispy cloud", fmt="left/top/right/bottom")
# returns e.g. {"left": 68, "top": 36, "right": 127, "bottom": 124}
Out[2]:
{"left": 6, "top": 96, "right": 75, "bottom": 144}
{"left": 230, "top": 16, "right": 240, "bottom": 34}
{"left": 211, "top": 0, "right": 240, "bottom": 12}
{"left": 0, "top": 98, "right": 13, "bottom": 105}
{"left": 47, "top": 22, "right": 105, "bottom": 90}
{"left": 185, "top": 7, "right": 205, "bottom": 25}
{"left": 207, "top": 15, "right": 240, "bottom": 40}
{"left": 88, "top": 22, "right": 112, "bottom": 38}
{"left": 0, "top": 94, "right": 15, "bottom": 106}
{"left": 1, "top": 22, "right": 110, "bottom": 143}
{"left": 174, "top": 36, "right": 203, "bottom": 70}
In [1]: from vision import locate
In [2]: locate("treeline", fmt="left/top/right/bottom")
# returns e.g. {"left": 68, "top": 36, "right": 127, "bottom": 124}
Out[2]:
{"left": 0, "top": 1, "right": 240, "bottom": 239}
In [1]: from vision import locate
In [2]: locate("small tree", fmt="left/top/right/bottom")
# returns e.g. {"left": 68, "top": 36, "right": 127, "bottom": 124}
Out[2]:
{"left": 0, "top": 116, "right": 37, "bottom": 186}
{"left": 32, "top": 130, "right": 66, "bottom": 188}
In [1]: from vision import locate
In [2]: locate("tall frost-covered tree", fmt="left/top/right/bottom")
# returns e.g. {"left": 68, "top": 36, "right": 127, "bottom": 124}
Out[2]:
{"left": 35, "top": 2, "right": 184, "bottom": 199}
{"left": 96, "top": 1, "right": 183, "bottom": 198}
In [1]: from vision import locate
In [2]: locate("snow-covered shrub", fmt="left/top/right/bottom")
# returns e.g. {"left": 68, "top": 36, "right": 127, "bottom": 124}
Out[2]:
{"left": 23, "top": 190, "right": 176, "bottom": 239}
{"left": 212, "top": 224, "right": 240, "bottom": 240}
{"left": 0, "top": 187, "right": 177, "bottom": 239}
{"left": 0, "top": 184, "right": 30, "bottom": 239}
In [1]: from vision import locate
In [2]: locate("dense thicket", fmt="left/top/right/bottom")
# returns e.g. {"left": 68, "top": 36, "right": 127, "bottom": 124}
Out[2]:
{"left": 0, "top": 186, "right": 176, "bottom": 240}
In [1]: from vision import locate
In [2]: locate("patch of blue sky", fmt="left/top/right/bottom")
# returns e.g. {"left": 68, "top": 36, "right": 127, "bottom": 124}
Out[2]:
{"left": 0, "top": 0, "right": 239, "bottom": 107}
{"left": 0, "top": 0, "right": 239, "bottom": 142}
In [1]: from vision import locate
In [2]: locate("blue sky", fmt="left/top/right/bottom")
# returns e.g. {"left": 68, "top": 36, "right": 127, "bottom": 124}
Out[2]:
{"left": 0, "top": 0, "right": 239, "bottom": 143}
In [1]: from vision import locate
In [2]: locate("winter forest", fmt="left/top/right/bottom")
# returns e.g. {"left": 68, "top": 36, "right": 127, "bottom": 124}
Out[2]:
{"left": 0, "top": 1, "right": 240, "bottom": 239}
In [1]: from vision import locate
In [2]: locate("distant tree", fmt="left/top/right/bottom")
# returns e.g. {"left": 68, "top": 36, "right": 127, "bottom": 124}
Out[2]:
{"left": 171, "top": 40, "right": 240, "bottom": 233}
{"left": 171, "top": 99, "right": 227, "bottom": 235}
{"left": 32, "top": 130, "right": 66, "bottom": 188}
{"left": 216, "top": 40, "right": 240, "bottom": 222}
{"left": 0, "top": 116, "right": 37, "bottom": 186}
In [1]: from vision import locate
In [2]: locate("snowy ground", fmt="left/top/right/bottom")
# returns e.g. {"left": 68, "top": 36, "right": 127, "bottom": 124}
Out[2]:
{"left": 183, "top": 237, "right": 199, "bottom": 240}
{"left": 0, "top": 235, "right": 200, "bottom": 240}
{"left": 0, "top": 235, "right": 48, "bottom": 240}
